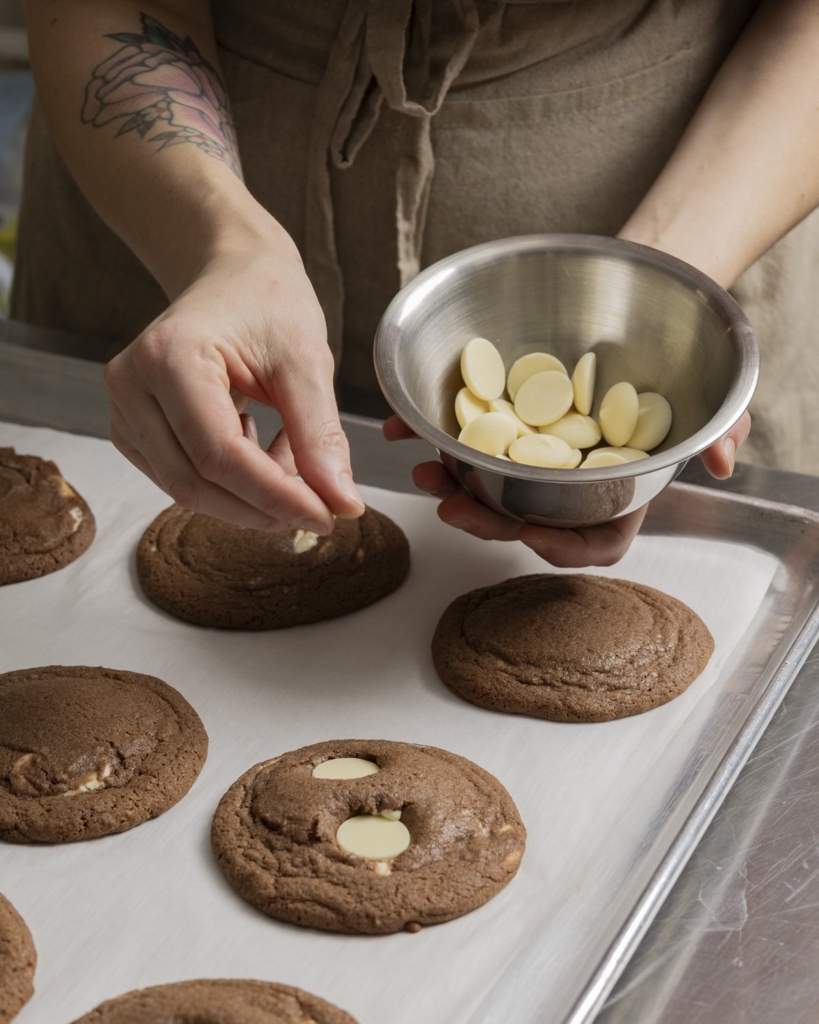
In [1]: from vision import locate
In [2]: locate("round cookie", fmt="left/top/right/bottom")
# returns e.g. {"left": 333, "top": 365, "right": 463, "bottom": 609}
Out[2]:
{"left": 0, "top": 666, "right": 208, "bottom": 843}
{"left": 69, "top": 979, "right": 357, "bottom": 1024}
{"left": 211, "top": 739, "right": 526, "bottom": 934}
{"left": 432, "top": 573, "right": 715, "bottom": 722}
{"left": 136, "top": 505, "right": 410, "bottom": 629}
{"left": 0, "top": 447, "right": 95, "bottom": 585}
{"left": 0, "top": 894, "right": 36, "bottom": 1023}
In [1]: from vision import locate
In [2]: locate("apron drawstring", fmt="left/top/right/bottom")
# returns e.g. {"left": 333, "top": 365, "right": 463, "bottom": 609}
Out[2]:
{"left": 305, "top": 0, "right": 487, "bottom": 364}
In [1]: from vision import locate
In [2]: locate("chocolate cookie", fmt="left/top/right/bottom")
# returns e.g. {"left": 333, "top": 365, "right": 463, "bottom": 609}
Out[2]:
{"left": 69, "top": 979, "right": 357, "bottom": 1024}
{"left": 136, "top": 505, "right": 410, "bottom": 629}
{"left": 432, "top": 573, "right": 715, "bottom": 722}
{"left": 0, "top": 447, "right": 95, "bottom": 585}
{"left": 0, "top": 666, "right": 208, "bottom": 843}
{"left": 212, "top": 739, "right": 526, "bottom": 934}
{"left": 0, "top": 894, "right": 36, "bottom": 1023}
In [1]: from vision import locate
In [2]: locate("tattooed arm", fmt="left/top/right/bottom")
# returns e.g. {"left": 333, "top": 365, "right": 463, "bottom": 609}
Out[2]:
{"left": 25, "top": 1, "right": 365, "bottom": 532}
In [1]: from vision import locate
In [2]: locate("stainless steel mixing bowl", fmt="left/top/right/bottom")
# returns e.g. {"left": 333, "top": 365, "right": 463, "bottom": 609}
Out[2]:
{"left": 374, "top": 234, "right": 759, "bottom": 528}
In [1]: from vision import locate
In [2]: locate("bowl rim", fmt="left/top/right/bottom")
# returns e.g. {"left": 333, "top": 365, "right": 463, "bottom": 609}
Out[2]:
{"left": 373, "top": 234, "right": 760, "bottom": 482}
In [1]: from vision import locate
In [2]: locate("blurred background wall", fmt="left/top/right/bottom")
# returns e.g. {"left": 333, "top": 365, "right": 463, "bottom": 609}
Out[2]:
{"left": 0, "top": 0, "right": 30, "bottom": 314}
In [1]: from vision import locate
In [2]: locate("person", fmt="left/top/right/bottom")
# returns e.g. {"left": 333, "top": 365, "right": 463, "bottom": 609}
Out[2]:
{"left": 13, "top": 0, "right": 819, "bottom": 566}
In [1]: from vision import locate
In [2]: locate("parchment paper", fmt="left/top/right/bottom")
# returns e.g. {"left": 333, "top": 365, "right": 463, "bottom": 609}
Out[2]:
{"left": 0, "top": 424, "right": 779, "bottom": 1024}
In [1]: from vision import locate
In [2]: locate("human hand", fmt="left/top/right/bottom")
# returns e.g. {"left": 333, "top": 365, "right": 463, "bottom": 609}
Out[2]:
{"left": 106, "top": 229, "right": 365, "bottom": 533}
{"left": 383, "top": 413, "right": 751, "bottom": 567}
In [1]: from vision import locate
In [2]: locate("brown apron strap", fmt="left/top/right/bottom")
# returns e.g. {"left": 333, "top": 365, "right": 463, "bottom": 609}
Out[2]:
{"left": 303, "top": 0, "right": 369, "bottom": 364}
{"left": 306, "top": 0, "right": 492, "bottom": 363}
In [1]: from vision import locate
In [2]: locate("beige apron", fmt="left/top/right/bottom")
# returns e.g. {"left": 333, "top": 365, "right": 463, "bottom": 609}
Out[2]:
{"left": 14, "top": 0, "right": 815, "bottom": 472}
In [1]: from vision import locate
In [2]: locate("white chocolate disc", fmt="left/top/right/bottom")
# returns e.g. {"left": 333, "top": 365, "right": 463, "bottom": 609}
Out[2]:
{"left": 595, "top": 446, "right": 650, "bottom": 463}
{"left": 580, "top": 450, "right": 629, "bottom": 469}
{"left": 508, "top": 433, "right": 575, "bottom": 468}
{"left": 458, "top": 412, "right": 518, "bottom": 456}
{"left": 571, "top": 352, "right": 597, "bottom": 416}
{"left": 312, "top": 758, "right": 380, "bottom": 780}
{"left": 599, "top": 381, "right": 639, "bottom": 447}
{"left": 454, "top": 387, "right": 489, "bottom": 429}
{"left": 626, "top": 392, "right": 673, "bottom": 451}
{"left": 488, "top": 398, "right": 536, "bottom": 436}
{"left": 460, "top": 337, "right": 506, "bottom": 401}
{"left": 292, "top": 529, "right": 319, "bottom": 554}
{"left": 336, "top": 814, "right": 411, "bottom": 860}
{"left": 563, "top": 448, "right": 583, "bottom": 469}
{"left": 506, "top": 352, "right": 568, "bottom": 400}
{"left": 513, "top": 371, "right": 574, "bottom": 427}
{"left": 539, "top": 411, "right": 601, "bottom": 449}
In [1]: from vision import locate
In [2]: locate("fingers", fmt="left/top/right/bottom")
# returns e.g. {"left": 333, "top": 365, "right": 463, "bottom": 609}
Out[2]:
{"left": 700, "top": 411, "right": 752, "bottom": 480}
{"left": 518, "top": 505, "right": 648, "bottom": 567}
{"left": 383, "top": 415, "right": 418, "bottom": 442}
{"left": 436, "top": 492, "right": 523, "bottom": 541}
{"left": 412, "top": 458, "right": 644, "bottom": 563}
{"left": 411, "top": 461, "right": 461, "bottom": 500}
{"left": 240, "top": 413, "right": 258, "bottom": 444}
{"left": 273, "top": 352, "right": 365, "bottom": 520}
{"left": 266, "top": 427, "right": 298, "bottom": 477}
{"left": 109, "top": 385, "right": 328, "bottom": 533}
{"left": 143, "top": 350, "right": 336, "bottom": 531}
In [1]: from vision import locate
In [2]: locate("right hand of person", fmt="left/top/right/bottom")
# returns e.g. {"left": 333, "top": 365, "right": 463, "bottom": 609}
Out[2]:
{"left": 105, "top": 227, "right": 365, "bottom": 534}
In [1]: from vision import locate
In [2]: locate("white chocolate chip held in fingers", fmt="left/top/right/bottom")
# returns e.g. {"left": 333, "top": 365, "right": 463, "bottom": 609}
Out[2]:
{"left": 211, "top": 740, "right": 526, "bottom": 934}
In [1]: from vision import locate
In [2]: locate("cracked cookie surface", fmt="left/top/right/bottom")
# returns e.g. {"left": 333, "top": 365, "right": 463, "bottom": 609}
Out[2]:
{"left": 0, "top": 666, "right": 208, "bottom": 843}
{"left": 0, "top": 447, "right": 95, "bottom": 585}
{"left": 0, "top": 893, "right": 36, "bottom": 1024}
{"left": 136, "top": 505, "right": 410, "bottom": 629}
{"left": 211, "top": 739, "right": 526, "bottom": 934}
{"left": 432, "top": 573, "right": 715, "bottom": 722}
{"left": 69, "top": 979, "right": 357, "bottom": 1024}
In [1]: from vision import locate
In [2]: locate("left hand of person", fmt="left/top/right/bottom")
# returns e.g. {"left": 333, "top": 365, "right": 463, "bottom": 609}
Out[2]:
{"left": 382, "top": 412, "right": 751, "bottom": 567}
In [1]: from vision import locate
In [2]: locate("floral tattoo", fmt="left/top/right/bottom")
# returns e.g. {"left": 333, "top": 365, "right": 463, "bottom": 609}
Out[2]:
{"left": 81, "top": 13, "right": 241, "bottom": 177}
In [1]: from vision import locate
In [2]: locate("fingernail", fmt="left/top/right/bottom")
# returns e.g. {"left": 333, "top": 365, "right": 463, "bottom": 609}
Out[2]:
{"left": 723, "top": 437, "right": 736, "bottom": 476}
{"left": 241, "top": 414, "right": 258, "bottom": 444}
{"left": 338, "top": 472, "right": 365, "bottom": 509}
{"left": 295, "top": 517, "right": 332, "bottom": 535}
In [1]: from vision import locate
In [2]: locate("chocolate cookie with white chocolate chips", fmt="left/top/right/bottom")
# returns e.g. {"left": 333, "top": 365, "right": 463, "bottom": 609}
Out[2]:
{"left": 432, "top": 574, "right": 714, "bottom": 722}
{"left": 69, "top": 979, "right": 358, "bottom": 1024}
{"left": 136, "top": 505, "right": 409, "bottom": 629}
{"left": 211, "top": 739, "right": 526, "bottom": 934}
{"left": 0, "top": 893, "right": 36, "bottom": 1024}
{"left": 0, "top": 666, "right": 208, "bottom": 843}
{"left": 0, "top": 447, "right": 95, "bottom": 585}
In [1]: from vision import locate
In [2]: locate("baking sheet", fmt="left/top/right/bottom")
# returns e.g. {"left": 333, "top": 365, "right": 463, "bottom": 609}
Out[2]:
{"left": 1, "top": 422, "right": 814, "bottom": 1024}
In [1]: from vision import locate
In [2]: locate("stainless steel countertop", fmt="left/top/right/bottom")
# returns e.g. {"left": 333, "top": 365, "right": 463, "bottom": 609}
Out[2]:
{"left": 600, "top": 459, "right": 819, "bottom": 1024}
{"left": 2, "top": 321, "right": 818, "bottom": 1023}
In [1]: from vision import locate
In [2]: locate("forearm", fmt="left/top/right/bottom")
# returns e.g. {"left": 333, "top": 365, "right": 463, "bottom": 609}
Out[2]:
{"left": 26, "top": 0, "right": 287, "bottom": 300}
{"left": 619, "top": 0, "right": 819, "bottom": 288}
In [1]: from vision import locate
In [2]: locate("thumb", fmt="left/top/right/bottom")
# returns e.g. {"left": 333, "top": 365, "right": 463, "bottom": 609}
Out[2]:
{"left": 274, "top": 355, "right": 365, "bottom": 518}
{"left": 700, "top": 411, "right": 751, "bottom": 480}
